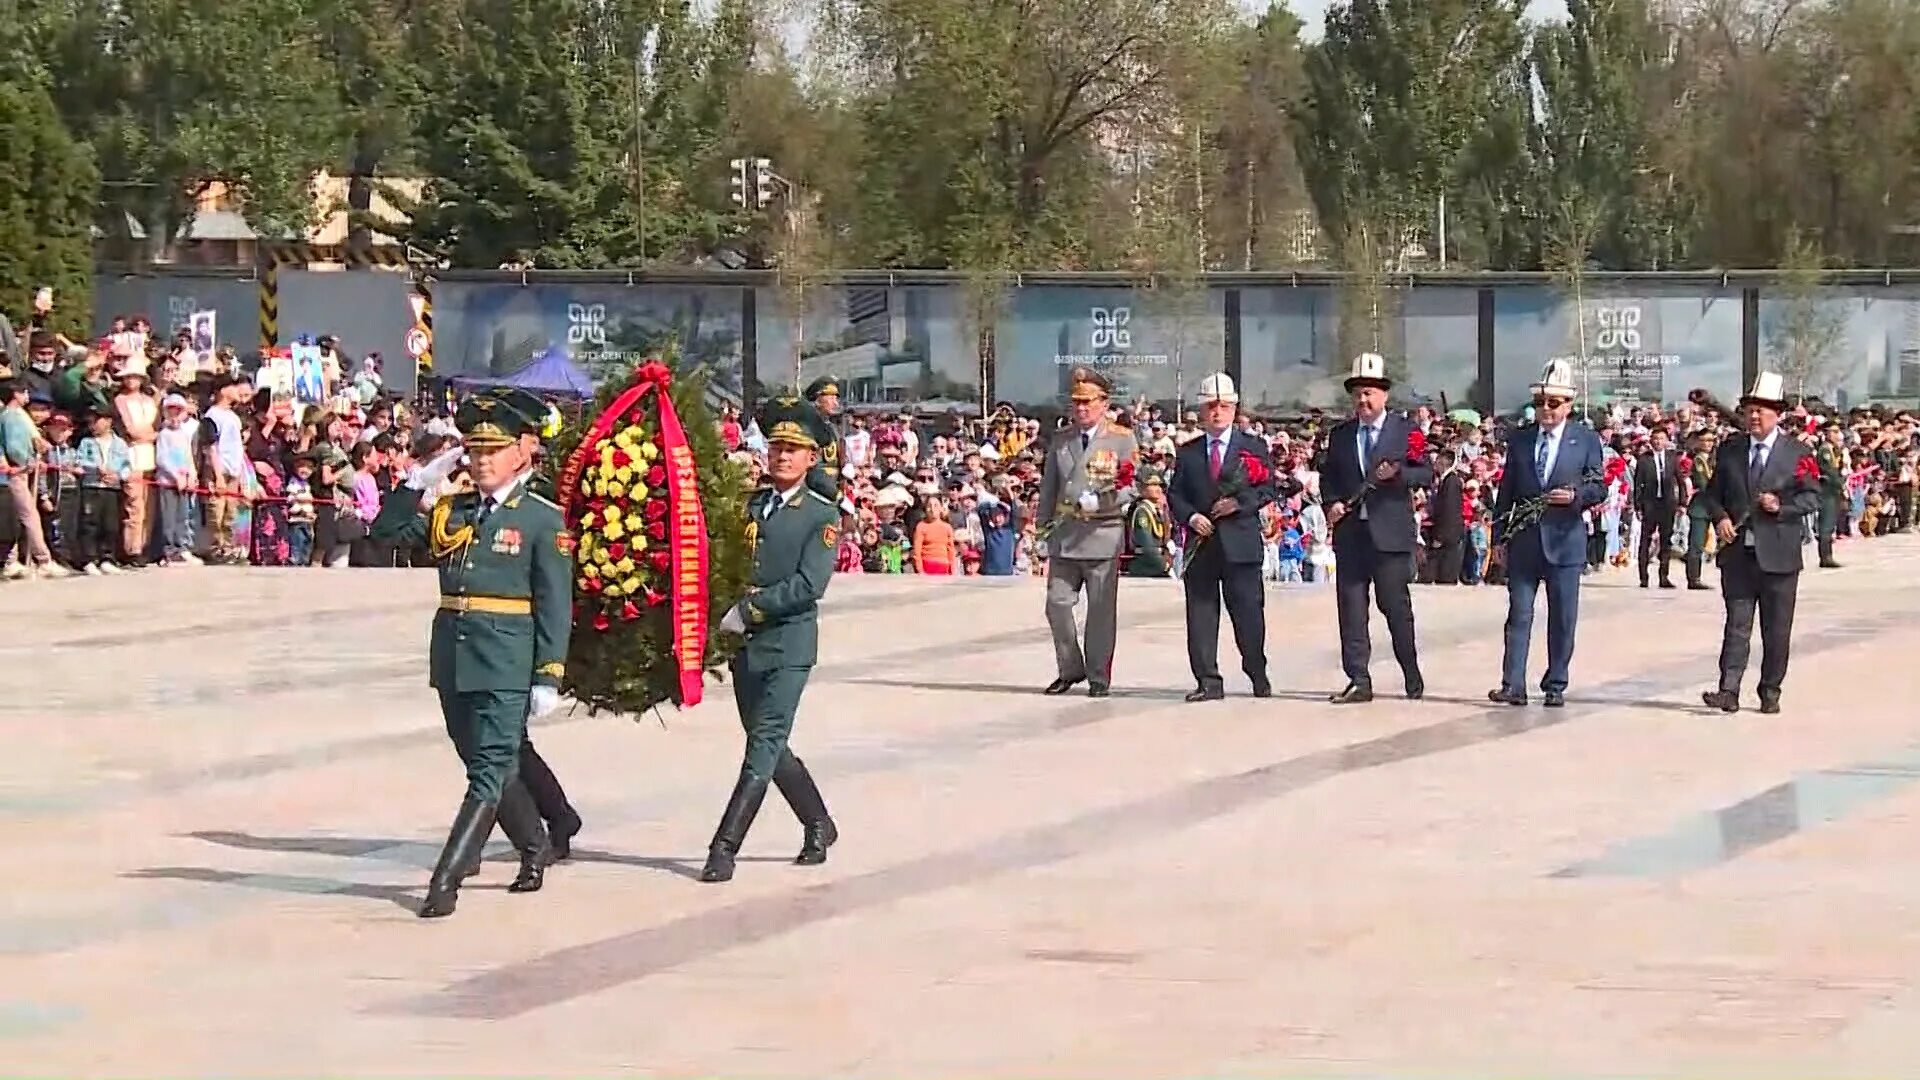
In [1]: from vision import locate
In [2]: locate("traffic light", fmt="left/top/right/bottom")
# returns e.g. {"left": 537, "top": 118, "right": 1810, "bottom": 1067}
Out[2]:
{"left": 728, "top": 158, "right": 750, "bottom": 208}
{"left": 754, "top": 158, "right": 775, "bottom": 209}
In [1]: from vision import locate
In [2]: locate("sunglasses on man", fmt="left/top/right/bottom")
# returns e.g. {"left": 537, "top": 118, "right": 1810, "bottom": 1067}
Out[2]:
{"left": 1535, "top": 396, "right": 1571, "bottom": 410}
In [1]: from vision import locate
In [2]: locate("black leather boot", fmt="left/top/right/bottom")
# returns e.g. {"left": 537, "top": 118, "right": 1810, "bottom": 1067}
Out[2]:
{"left": 495, "top": 780, "right": 554, "bottom": 894}
{"left": 420, "top": 797, "right": 496, "bottom": 919}
{"left": 773, "top": 752, "right": 838, "bottom": 866}
{"left": 700, "top": 772, "right": 770, "bottom": 883}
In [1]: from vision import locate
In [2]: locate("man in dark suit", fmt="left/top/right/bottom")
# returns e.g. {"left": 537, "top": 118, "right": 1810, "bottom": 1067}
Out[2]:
{"left": 1423, "top": 448, "right": 1467, "bottom": 585}
{"left": 1694, "top": 372, "right": 1822, "bottom": 715}
{"left": 1168, "top": 373, "right": 1277, "bottom": 701}
{"left": 1489, "top": 361, "right": 1608, "bottom": 708}
{"left": 1318, "top": 352, "right": 1432, "bottom": 704}
{"left": 1633, "top": 424, "right": 1682, "bottom": 588}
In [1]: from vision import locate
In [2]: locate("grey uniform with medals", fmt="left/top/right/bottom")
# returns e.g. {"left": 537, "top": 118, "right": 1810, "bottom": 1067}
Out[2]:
{"left": 1037, "top": 419, "right": 1138, "bottom": 687}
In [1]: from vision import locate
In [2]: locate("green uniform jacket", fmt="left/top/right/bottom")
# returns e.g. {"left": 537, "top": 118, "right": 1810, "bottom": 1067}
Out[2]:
{"left": 804, "top": 425, "right": 848, "bottom": 507}
{"left": 371, "top": 479, "right": 573, "bottom": 693}
{"left": 1685, "top": 457, "right": 1716, "bottom": 521}
{"left": 736, "top": 484, "right": 840, "bottom": 669}
{"left": 1124, "top": 500, "right": 1171, "bottom": 577}
{"left": 1817, "top": 442, "right": 1846, "bottom": 496}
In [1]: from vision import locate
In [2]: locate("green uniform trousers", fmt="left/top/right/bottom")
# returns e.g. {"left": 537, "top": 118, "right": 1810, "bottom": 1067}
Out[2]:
{"left": 437, "top": 688, "right": 530, "bottom": 804}
{"left": 1685, "top": 517, "right": 1711, "bottom": 586}
{"left": 733, "top": 659, "right": 811, "bottom": 780}
{"left": 1817, "top": 493, "right": 1839, "bottom": 563}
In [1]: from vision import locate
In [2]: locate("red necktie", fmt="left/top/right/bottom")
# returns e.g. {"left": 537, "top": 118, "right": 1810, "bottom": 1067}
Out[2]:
{"left": 1209, "top": 438, "right": 1223, "bottom": 480}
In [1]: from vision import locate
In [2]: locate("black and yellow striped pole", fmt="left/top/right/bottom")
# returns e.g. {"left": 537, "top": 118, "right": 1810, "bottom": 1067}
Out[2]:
{"left": 258, "top": 254, "right": 280, "bottom": 351}
{"left": 407, "top": 272, "right": 435, "bottom": 381}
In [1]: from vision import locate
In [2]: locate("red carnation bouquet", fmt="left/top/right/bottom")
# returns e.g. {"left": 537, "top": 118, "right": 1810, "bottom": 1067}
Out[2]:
{"left": 1185, "top": 450, "right": 1270, "bottom": 560}
{"left": 1332, "top": 427, "right": 1425, "bottom": 526}
{"left": 1793, "top": 452, "right": 1820, "bottom": 485}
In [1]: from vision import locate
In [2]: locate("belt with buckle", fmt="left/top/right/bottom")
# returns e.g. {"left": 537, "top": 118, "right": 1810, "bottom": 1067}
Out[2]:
{"left": 438, "top": 595, "right": 532, "bottom": 616}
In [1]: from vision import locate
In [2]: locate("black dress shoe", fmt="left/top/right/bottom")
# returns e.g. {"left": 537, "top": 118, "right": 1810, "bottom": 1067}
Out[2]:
{"left": 1488, "top": 688, "right": 1527, "bottom": 706}
{"left": 1543, "top": 690, "right": 1566, "bottom": 708}
{"left": 1639, "top": 578, "right": 1649, "bottom": 588}
{"left": 796, "top": 818, "right": 838, "bottom": 865}
{"left": 1043, "top": 677, "right": 1085, "bottom": 696}
{"left": 1758, "top": 694, "right": 1782, "bottom": 715}
{"left": 1659, "top": 581, "right": 1677, "bottom": 590}
{"left": 1688, "top": 582, "right": 1712, "bottom": 591}
{"left": 1819, "top": 560, "right": 1841, "bottom": 569}
{"left": 1185, "top": 686, "right": 1225, "bottom": 703}
{"left": 549, "top": 812, "right": 582, "bottom": 862}
{"left": 1251, "top": 678, "right": 1273, "bottom": 699}
{"left": 1087, "top": 683, "right": 1111, "bottom": 698}
{"left": 1404, "top": 679, "right": 1424, "bottom": 700}
{"left": 1701, "top": 689, "right": 1740, "bottom": 714}
{"left": 1329, "top": 682, "right": 1373, "bottom": 704}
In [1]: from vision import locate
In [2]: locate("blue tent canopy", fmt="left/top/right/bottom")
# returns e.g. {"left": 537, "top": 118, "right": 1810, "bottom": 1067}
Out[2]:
{"left": 451, "top": 346, "right": 596, "bottom": 399}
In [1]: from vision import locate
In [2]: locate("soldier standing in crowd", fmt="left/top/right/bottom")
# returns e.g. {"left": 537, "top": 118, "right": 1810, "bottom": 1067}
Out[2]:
{"left": 1815, "top": 419, "right": 1846, "bottom": 568}
{"left": 703, "top": 398, "right": 842, "bottom": 884}
{"left": 1318, "top": 352, "right": 1430, "bottom": 704}
{"left": 1037, "top": 367, "right": 1137, "bottom": 698}
{"left": 370, "top": 389, "right": 574, "bottom": 918}
{"left": 1696, "top": 372, "right": 1822, "bottom": 715}
{"left": 1123, "top": 469, "right": 1171, "bottom": 578}
{"left": 804, "top": 375, "right": 857, "bottom": 528}
{"left": 1683, "top": 428, "right": 1718, "bottom": 590}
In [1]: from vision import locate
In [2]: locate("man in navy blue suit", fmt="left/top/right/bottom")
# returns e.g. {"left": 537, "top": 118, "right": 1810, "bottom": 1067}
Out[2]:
{"left": 1168, "top": 373, "right": 1278, "bottom": 701}
{"left": 1489, "top": 360, "right": 1609, "bottom": 708}
{"left": 1318, "top": 352, "right": 1433, "bottom": 704}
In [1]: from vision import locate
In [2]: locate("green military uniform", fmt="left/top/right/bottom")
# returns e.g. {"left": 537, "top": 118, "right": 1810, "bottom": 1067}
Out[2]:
{"left": 1815, "top": 425, "right": 1845, "bottom": 567}
{"left": 701, "top": 398, "right": 842, "bottom": 884}
{"left": 1683, "top": 435, "right": 1717, "bottom": 589}
{"left": 369, "top": 388, "right": 574, "bottom": 918}
{"left": 802, "top": 375, "right": 849, "bottom": 512}
{"left": 1124, "top": 475, "right": 1172, "bottom": 578}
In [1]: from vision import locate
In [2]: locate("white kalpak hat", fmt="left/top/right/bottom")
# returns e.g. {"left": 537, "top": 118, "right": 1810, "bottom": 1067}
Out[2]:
{"left": 1343, "top": 352, "right": 1391, "bottom": 392}
{"left": 1196, "top": 372, "right": 1239, "bottom": 404}
{"left": 1740, "top": 371, "right": 1789, "bottom": 411}
{"left": 1531, "top": 359, "right": 1578, "bottom": 398}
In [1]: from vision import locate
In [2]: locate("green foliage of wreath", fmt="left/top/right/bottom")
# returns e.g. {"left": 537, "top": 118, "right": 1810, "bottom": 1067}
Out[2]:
{"left": 544, "top": 356, "right": 753, "bottom": 717}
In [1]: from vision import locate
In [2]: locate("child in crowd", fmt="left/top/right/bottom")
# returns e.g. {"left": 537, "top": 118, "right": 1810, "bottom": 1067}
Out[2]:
{"left": 154, "top": 394, "right": 200, "bottom": 565}
{"left": 286, "top": 453, "right": 319, "bottom": 567}
{"left": 74, "top": 409, "right": 130, "bottom": 574}
{"left": 39, "top": 413, "right": 79, "bottom": 564}
{"left": 1275, "top": 512, "right": 1305, "bottom": 583}
{"left": 1465, "top": 509, "right": 1491, "bottom": 585}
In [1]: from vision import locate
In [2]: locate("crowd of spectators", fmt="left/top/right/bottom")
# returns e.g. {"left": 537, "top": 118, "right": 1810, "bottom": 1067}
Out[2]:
{"left": 6, "top": 293, "right": 1914, "bottom": 586}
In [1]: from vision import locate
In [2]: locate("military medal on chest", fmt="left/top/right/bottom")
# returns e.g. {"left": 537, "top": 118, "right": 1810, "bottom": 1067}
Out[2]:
{"left": 491, "top": 527, "right": 523, "bottom": 555}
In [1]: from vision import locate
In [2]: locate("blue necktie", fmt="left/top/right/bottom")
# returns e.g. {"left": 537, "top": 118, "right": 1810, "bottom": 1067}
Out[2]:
{"left": 1360, "top": 425, "right": 1376, "bottom": 470}
{"left": 1535, "top": 432, "right": 1551, "bottom": 486}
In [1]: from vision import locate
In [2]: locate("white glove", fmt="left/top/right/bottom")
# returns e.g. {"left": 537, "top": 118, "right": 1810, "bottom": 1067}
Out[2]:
{"left": 1077, "top": 491, "right": 1100, "bottom": 513}
{"left": 407, "top": 445, "right": 464, "bottom": 492}
{"left": 720, "top": 605, "right": 747, "bottom": 635}
{"left": 528, "top": 685, "right": 561, "bottom": 719}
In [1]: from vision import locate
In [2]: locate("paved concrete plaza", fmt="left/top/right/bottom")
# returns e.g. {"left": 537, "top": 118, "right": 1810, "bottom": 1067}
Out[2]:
{"left": 7, "top": 538, "right": 1920, "bottom": 1076}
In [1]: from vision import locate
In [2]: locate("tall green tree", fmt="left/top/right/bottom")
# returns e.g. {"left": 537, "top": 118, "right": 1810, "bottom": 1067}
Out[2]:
{"left": 0, "top": 66, "right": 98, "bottom": 337}
{"left": 40, "top": 0, "right": 345, "bottom": 252}
{"left": 1296, "top": 0, "right": 1530, "bottom": 265}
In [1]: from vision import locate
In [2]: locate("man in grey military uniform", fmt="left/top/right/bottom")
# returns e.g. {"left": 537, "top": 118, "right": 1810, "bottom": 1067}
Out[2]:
{"left": 1037, "top": 367, "right": 1139, "bottom": 698}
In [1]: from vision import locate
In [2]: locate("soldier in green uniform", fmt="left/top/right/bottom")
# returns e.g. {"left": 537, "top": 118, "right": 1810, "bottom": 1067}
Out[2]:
{"left": 1815, "top": 419, "right": 1845, "bottom": 568}
{"left": 702, "top": 398, "right": 842, "bottom": 884}
{"left": 369, "top": 388, "right": 574, "bottom": 918}
{"left": 1683, "top": 428, "right": 1718, "bottom": 591}
{"left": 802, "top": 375, "right": 853, "bottom": 521}
{"left": 1124, "top": 469, "right": 1172, "bottom": 577}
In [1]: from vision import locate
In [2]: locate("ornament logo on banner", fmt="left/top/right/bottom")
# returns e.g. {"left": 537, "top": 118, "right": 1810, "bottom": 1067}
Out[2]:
{"left": 1054, "top": 305, "right": 1169, "bottom": 368}
{"left": 1551, "top": 300, "right": 1680, "bottom": 404}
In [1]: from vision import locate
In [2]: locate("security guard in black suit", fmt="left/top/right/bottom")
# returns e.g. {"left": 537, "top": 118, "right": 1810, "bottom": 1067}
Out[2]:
{"left": 370, "top": 389, "right": 574, "bottom": 918}
{"left": 701, "top": 398, "right": 842, "bottom": 884}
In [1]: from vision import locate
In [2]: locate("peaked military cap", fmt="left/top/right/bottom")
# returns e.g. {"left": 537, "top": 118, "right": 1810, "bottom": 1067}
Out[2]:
{"left": 1067, "top": 366, "right": 1114, "bottom": 403}
{"left": 759, "top": 396, "right": 834, "bottom": 450}
{"left": 456, "top": 388, "right": 549, "bottom": 450}
{"left": 804, "top": 375, "right": 841, "bottom": 402}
